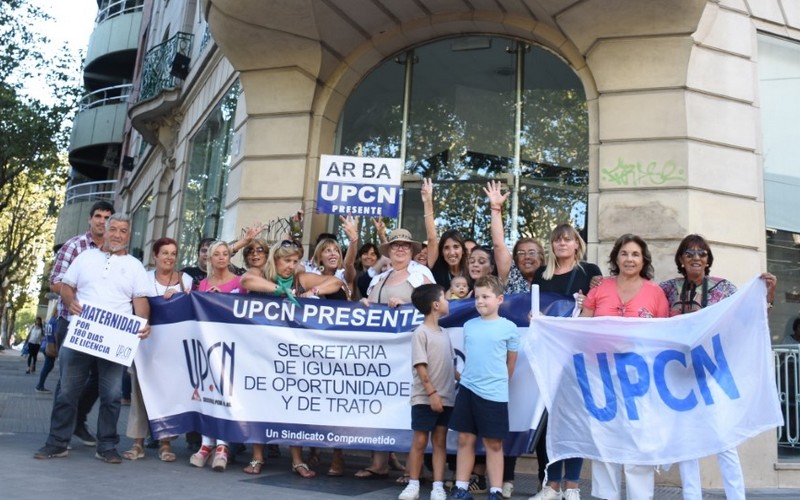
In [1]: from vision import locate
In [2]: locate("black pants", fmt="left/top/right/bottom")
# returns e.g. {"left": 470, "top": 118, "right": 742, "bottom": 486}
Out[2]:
{"left": 27, "top": 343, "right": 41, "bottom": 370}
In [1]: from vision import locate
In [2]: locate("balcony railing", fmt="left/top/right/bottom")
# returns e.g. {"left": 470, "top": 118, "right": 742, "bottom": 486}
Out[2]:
{"left": 138, "top": 32, "right": 194, "bottom": 102}
{"left": 77, "top": 84, "right": 133, "bottom": 113}
{"left": 775, "top": 345, "right": 800, "bottom": 450}
{"left": 96, "top": 0, "right": 144, "bottom": 24}
{"left": 65, "top": 180, "right": 117, "bottom": 205}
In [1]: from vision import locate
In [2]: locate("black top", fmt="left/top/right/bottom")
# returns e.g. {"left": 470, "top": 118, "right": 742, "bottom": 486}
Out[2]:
{"left": 181, "top": 266, "right": 206, "bottom": 290}
{"left": 533, "top": 262, "right": 602, "bottom": 297}
{"left": 431, "top": 260, "right": 464, "bottom": 290}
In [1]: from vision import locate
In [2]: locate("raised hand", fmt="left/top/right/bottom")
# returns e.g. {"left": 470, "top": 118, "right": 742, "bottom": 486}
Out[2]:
{"left": 340, "top": 215, "right": 359, "bottom": 242}
{"left": 420, "top": 177, "right": 433, "bottom": 205}
{"left": 483, "top": 180, "right": 509, "bottom": 208}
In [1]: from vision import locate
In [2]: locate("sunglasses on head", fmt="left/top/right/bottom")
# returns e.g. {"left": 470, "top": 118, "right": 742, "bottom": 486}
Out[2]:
{"left": 280, "top": 240, "right": 301, "bottom": 248}
{"left": 683, "top": 249, "right": 708, "bottom": 258}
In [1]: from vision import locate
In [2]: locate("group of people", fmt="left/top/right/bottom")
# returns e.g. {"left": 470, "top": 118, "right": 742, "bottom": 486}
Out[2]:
{"left": 30, "top": 177, "right": 777, "bottom": 500}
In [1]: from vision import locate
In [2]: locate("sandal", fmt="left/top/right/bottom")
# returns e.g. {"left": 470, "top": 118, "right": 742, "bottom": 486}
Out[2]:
{"left": 121, "top": 443, "right": 145, "bottom": 461}
{"left": 396, "top": 473, "right": 411, "bottom": 484}
{"left": 327, "top": 454, "right": 345, "bottom": 477}
{"left": 243, "top": 459, "right": 264, "bottom": 474}
{"left": 292, "top": 462, "right": 316, "bottom": 478}
{"left": 354, "top": 467, "right": 389, "bottom": 479}
{"left": 158, "top": 444, "right": 176, "bottom": 462}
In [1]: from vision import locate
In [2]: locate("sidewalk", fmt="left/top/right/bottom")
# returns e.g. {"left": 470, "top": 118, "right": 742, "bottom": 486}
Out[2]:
{"left": 0, "top": 348, "right": 796, "bottom": 499}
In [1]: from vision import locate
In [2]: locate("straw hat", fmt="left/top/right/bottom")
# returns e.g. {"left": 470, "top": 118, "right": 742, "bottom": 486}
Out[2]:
{"left": 380, "top": 228, "right": 422, "bottom": 256}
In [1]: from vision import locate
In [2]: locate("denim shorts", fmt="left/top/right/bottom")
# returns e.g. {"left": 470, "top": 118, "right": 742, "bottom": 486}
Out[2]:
{"left": 448, "top": 386, "right": 508, "bottom": 439}
{"left": 411, "top": 404, "right": 453, "bottom": 432}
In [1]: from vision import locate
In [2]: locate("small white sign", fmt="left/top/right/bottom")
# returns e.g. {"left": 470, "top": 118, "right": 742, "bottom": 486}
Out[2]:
{"left": 64, "top": 302, "right": 144, "bottom": 367}
{"left": 316, "top": 155, "right": 404, "bottom": 217}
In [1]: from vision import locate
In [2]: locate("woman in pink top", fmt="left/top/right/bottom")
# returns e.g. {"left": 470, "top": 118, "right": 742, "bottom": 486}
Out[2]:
{"left": 579, "top": 233, "right": 668, "bottom": 500}
{"left": 191, "top": 241, "right": 242, "bottom": 471}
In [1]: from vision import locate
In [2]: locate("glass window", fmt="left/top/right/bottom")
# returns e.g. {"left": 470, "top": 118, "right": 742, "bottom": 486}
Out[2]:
{"left": 178, "top": 80, "right": 240, "bottom": 267}
{"left": 129, "top": 194, "right": 152, "bottom": 261}
{"left": 335, "top": 35, "right": 588, "bottom": 247}
{"left": 759, "top": 33, "right": 800, "bottom": 345}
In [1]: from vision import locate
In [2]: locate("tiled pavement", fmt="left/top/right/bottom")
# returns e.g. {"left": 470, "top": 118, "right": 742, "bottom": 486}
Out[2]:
{"left": 1, "top": 347, "right": 797, "bottom": 499}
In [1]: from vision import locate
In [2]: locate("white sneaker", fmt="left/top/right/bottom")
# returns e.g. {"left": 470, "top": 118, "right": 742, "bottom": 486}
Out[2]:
{"left": 398, "top": 483, "right": 420, "bottom": 500}
{"left": 502, "top": 481, "right": 514, "bottom": 498}
{"left": 430, "top": 487, "right": 447, "bottom": 500}
{"left": 528, "top": 485, "right": 563, "bottom": 500}
{"left": 562, "top": 488, "right": 580, "bottom": 500}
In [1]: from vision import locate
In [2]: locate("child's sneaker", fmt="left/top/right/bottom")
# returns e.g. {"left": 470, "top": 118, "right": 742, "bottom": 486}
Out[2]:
{"left": 431, "top": 486, "right": 447, "bottom": 500}
{"left": 563, "top": 488, "right": 580, "bottom": 500}
{"left": 501, "top": 481, "right": 514, "bottom": 498}
{"left": 449, "top": 487, "right": 474, "bottom": 500}
{"left": 487, "top": 492, "right": 503, "bottom": 500}
{"left": 528, "top": 485, "right": 562, "bottom": 500}
{"left": 398, "top": 483, "right": 420, "bottom": 500}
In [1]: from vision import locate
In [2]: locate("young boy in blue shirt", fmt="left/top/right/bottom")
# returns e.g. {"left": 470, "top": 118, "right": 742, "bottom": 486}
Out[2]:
{"left": 400, "top": 284, "right": 457, "bottom": 500}
{"left": 448, "top": 275, "right": 519, "bottom": 500}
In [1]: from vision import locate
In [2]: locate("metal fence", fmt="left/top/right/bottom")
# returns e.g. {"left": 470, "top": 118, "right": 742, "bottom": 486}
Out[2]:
{"left": 77, "top": 84, "right": 133, "bottom": 112}
{"left": 96, "top": 0, "right": 144, "bottom": 24}
{"left": 65, "top": 180, "right": 117, "bottom": 206}
{"left": 138, "top": 32, "right": 194, "bottom": 102}
{"left": 775, "top": 345, "right": 800, "bottom": 449}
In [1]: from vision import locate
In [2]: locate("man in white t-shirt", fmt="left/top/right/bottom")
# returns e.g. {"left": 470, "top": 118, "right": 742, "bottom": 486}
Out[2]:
{"left": 35, "top": 213, "right": 151, "bottom": 464}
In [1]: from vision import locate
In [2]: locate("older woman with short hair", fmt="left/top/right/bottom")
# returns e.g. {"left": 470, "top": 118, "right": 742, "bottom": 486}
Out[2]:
{"left": 660, "top": 234, "right": 776, "bottom": 500}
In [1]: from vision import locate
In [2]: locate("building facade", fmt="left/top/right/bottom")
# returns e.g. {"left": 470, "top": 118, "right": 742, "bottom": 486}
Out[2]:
{"left": 56, "top": 0, "right": 800, "bottom": 490}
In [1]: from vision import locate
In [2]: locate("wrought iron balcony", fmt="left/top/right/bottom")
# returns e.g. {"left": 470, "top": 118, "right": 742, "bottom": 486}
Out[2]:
{"left": 96, "top": 0, "right": 143, "bottom": 24}
{"left": 138, "top": 32, "right": 194, "bottom": 102}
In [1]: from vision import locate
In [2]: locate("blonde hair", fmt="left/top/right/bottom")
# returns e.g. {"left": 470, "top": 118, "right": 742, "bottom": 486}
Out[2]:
{"left": 264, "top": 240, "right": 303, "bottom": 282}
{"left": 312, "top": 238, "right": 343, "bottom": 273}
{"left": 542, "top": 224, "right": 587, "bottom": 281}
{"left": 206, "top": 240, "right": 231, "bottom": 267}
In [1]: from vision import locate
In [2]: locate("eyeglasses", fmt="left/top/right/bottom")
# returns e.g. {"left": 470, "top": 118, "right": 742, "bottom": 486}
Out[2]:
{"left": 390, "top": 242, "right": 412, "bottom": 250}
{"left": 683, "top": 249, "right": 708, "bottom": 258}
{"left": 516, "top": 250, "right": 541, "bottom": 258}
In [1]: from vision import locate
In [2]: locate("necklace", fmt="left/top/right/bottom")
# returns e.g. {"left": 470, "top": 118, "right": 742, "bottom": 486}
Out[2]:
{"left": 154, "top": 271, "right": 179, "bottom": 294}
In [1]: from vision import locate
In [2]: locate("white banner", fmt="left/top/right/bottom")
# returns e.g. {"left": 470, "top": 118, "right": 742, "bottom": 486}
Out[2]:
{"left": 526, "top": 276, "right": 783, "bottom": 465}
{"left": 64, "top": 302, "right": 143, "bottom": 366}
{"left": 136, "top": 293, "right": 550, "bottom": 451}
{"left": 316, "top": 154, "right": 404, "bottom": 217}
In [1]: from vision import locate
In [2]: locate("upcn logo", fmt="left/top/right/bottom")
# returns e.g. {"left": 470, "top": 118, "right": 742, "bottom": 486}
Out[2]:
{"left": 183, "top": 339, "right": 235, "bottom": 406}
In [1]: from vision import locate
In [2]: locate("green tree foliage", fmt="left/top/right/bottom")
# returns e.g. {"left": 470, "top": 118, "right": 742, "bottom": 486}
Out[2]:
{"left": 0, "top": 0, "right": 78, "bottom": 345}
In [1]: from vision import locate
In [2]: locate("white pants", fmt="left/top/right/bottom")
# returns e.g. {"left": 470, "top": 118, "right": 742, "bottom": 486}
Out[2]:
{"left": 679, "top": 448, "right": 745, "bottom": 500}
{"left": 591, "top": 461, "right": 654, "bottom": 500}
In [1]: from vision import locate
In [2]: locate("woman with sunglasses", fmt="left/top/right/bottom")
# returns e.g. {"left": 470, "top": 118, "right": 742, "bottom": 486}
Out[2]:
{"left": 239, "top": 238, "right": 341, "bottom": 478}
{"left": 659, "top": 234, "right": 776, "bottom": 500}
{"left": 485, "top": 180, "right": 545, "bottom": 294}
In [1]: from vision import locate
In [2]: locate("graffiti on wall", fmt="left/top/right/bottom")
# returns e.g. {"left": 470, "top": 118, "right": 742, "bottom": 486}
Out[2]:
{"left": 601, "top": 159, "right": 686, "bottom": 187}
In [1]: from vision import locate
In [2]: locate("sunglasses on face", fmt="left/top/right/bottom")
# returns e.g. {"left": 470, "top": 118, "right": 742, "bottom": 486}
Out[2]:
{"left": 245, "top": 246, "right": 266, "bottom": 256}
{"left": 683, "top": 249, "right": 708, "bottom": 258}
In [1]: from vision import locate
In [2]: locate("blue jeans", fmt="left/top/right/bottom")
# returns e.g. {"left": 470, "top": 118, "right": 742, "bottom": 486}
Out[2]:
{"left": 36, "top": 355, "right": 56, "bottom": 390}
{"left": 546, "top": 457, "right": 583, "bottom": 483}
{"left": 45, "top": 346, "right": 125, "bottom": 452}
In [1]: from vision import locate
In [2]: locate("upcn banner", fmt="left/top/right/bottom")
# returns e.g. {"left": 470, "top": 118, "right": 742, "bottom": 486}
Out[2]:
{"left": 315, "top": 155, "right": 403, "bottom": 217}
{"left": 136, "top": 292, "right": 573, "bottom": 453}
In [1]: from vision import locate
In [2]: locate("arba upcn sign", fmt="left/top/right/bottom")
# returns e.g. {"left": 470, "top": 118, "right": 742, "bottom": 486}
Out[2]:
{"left": 316, "top": 155, "right": 403, "bottom": 217}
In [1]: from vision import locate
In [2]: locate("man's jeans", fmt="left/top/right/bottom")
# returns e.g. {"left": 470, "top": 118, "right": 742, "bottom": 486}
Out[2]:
{"left": 36, "top": 355, "right": 56, "bottom": 390}
{"left": 54, "top": 317, "right": 99, "bottom": 430}
{"left": 45, "top": 345, "right": 124, "bottom": 452}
